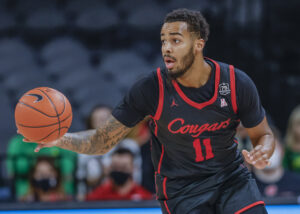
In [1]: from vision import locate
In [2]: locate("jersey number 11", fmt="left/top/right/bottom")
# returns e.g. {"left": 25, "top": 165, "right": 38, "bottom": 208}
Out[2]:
{"left": 193, "top": 138, "right": 214, "bottom": 162}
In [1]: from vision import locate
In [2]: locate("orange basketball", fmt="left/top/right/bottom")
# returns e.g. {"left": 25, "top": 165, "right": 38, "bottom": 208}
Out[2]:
{"left": 15, "top": 87, "right": 72, "bottom": 143}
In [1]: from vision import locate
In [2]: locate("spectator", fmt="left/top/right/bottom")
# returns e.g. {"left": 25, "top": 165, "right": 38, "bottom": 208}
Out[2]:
{"left": 102, "top": 119, "right": 155, "bottom": 193}
{"left": 86, "top": 148, "right": 153, "bottom": 201}
{"left": 101, "top": 119, "right": 155, "bottom": 193}
{"left": 6, "top": 135, "right": 77, "bottom": 200}
{"left": 253, "top": 126, "right": 300, "bottom": 197}
{"left": 85, "top": 104, "right": 112, "bottom": 130}
{"left": 76, "top": 105, "right": 111, "bottom": 200}
{"left": 283, "top": 105, "right": 300, "bottom": 172}
{"left": 21, "top": 157, "right": 69, "bottom": 202}
{"left": 126, "top": 119, "right": 155, "bottom": 193}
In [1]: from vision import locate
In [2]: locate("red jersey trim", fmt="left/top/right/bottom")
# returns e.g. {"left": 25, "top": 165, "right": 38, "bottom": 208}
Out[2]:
{"left": 153, "top": 68, "right": 164, "bottom": 121}
{"left": 163, "top": 177, "right": 168, "bottom": 200}
{"left": 164, "top": 201, "right": 171, "bottom": 214}
{"left": 171, "top": 58, "right": 221, "bottom": 110}
{"left": 158, "top": 144, "right": 164, "bottom": 174}
{"left": 229, "top": 65, "right": 238, "bottom": 114}
{"left": 150, "top": 118, "right": 158, "bottom": 137}
{"left": 235, "top": 201, "right": 265, "bottom": 214}
{"left": 154, "top": 171, "right": 158, "bottom": 200}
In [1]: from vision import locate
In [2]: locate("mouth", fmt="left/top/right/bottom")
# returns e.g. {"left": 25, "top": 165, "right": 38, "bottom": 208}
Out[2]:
{"left": 164, "top": 56, "right": 176, "bottom": 70}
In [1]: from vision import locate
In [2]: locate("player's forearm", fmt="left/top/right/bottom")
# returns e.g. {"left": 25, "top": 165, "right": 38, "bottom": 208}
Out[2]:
{"left": 57, "top": 130, "right": 97, "bottom": 155}
{"left": 253, "top": 133, "right": 275, "bottom": 158}
{"left": 56, "top": 115, "right": 131, "bottom": 155}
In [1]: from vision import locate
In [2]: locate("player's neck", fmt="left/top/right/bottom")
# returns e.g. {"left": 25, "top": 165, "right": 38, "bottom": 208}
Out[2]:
{"left": 176, "top": 57, "right": 211, "bottom": 88}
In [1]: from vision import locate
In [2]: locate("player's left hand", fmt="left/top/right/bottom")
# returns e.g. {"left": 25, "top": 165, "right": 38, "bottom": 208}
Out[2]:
{"left": 242, "top": 145, "right": 270, "bottom": 169}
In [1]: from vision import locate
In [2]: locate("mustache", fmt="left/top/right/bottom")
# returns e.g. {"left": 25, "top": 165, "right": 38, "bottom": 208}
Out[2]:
{"left": 163, "top": 55, "right": 176, "bottom": 61}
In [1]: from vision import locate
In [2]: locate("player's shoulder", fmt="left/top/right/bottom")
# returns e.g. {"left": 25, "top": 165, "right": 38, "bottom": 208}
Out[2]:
{"left": 232, "top": 66, "right": 254, "bottom": 86}
{"left": 213, "top": 59, "right": 256, "bottom": 93}
{"left": 129, "top": 67, "right": 160, "bottom": 92}
{"left": 141, "top": 66, "right": 168, "bottom": 84}
{"left": 214, "top": 59, "right": 251, "bottom": 83}
{"left": 213, "top": 59, "right": 242, "bottom": 74}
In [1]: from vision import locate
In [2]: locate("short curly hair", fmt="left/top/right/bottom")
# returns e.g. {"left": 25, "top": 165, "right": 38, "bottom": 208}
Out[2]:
{"left": 164, "top": 8, "right": 210, "bottom": 42}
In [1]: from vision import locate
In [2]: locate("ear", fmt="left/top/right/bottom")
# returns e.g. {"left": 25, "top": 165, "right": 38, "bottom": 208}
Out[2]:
{"left": 194, "top": 38, "right": 205, "bottom": 53}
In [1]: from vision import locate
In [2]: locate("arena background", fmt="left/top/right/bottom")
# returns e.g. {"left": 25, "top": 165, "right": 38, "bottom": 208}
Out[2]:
{"left": 0, "top": 0, "right": 299, "bottom": 213}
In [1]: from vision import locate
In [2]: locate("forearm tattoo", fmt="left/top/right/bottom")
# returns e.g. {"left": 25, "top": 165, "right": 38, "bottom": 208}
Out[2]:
{"left": 58, "top": 115, "right": 131, "bottom": 155}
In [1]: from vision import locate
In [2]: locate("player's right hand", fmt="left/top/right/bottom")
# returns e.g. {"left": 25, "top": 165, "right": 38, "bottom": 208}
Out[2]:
{"left": 242, "top": 145, "right": 270, "bottom": 169}
{"left": 17, "top": 130, "right": 58, "bottom": 152}
{"left": 32, "top": 140, "right": 58, "bottom": 152}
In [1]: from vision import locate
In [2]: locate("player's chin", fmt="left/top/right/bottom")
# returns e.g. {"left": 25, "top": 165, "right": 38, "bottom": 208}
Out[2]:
{"left": 167, "top": 70, "right": 178, "bottom": 79}
{"left": 167, "top": 68, "right": 175, "bottom": 74}
{"left": 167, "top": 68, "right": 182, "bottom": 79}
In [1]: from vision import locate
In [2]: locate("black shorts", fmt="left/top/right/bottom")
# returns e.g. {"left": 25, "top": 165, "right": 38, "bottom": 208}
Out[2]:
{"left": 156, "top": 170, "right": 267, "bottom": 214}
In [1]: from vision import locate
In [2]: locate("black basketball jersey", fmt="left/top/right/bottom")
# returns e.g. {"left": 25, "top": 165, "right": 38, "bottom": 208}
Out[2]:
{"left": 150, "top": 58, "right": 244, "bottom": 180}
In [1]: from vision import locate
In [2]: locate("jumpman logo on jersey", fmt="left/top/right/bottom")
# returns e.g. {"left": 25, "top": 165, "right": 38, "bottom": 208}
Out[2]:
{"left": 171, "top": 98, "right": 179, "bottom": 107}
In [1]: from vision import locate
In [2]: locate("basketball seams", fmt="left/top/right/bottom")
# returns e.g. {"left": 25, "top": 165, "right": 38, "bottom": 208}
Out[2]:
{"left": 36, "top": 127, "right": 69, "bottom": 142}
{"left": 18, "top": 102, "right": 58, "bottom": 118}
{"left": 58, "top": 95, "right": 66, "bottom": 116}
{"left": 17, "top": 113, "right": 72, "bottom": 128}
{"left": 38, "top": 89, "right": 61, "bottom": 138}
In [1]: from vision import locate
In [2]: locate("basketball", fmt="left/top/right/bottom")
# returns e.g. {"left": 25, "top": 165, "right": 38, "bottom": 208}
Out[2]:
{"left": 15, "top": 87, "right": 72, "bottom": 143}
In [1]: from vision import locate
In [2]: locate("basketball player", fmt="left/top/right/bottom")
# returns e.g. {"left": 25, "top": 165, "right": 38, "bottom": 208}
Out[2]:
{"left": 23, "top": 9, "right": 275, "bottom": 214}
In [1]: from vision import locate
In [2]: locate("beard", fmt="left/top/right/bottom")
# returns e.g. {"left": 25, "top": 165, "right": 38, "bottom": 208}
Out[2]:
{"left": 167, "top": 46, "right": 195, "bottom": 79}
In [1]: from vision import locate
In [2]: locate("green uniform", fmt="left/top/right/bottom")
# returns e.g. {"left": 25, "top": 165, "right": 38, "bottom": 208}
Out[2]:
{"left": 283, "top": 147, "right": 300, "bottom": 173}
{"left": 6, "top": 135, "right": 77, "bottom": 199}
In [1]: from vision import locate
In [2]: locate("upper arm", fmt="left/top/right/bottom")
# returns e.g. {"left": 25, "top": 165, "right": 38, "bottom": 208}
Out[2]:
{"left": 235, "top": 69, "right": 265, "bottom": 128}
{"left": 112, "top": 72, "right": 158, "bottom": 127}
{"left": 92, "top": 114, "right": 132, "bottom": 154}
{"left": 245, "top": 117, "right": 273, "bottom": 147}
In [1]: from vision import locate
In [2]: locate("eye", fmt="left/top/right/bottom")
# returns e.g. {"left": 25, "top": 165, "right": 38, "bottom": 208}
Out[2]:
{"left": 174, "top": 39, "right": 180, "bottom": 44}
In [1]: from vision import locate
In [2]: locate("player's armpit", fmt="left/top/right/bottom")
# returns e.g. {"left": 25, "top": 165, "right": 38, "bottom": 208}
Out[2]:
{"left": 47, "top": 115, "right": 132, "bottom": 155}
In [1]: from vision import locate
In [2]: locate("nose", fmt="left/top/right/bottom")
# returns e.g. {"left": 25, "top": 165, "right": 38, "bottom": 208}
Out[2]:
{"left": 162, "top": 41, "right": 172, "bottom": 54}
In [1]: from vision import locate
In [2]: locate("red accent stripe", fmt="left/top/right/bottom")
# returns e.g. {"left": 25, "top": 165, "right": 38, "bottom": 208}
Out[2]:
{"left": 229, "top": 65, "right": 238, "bottom": 114}
{"left": 235, "top": 201, "right": 265, "bottom": 214}
{"left": 164, "top": 201, "right": 171, "bottom": 214}
{"left": 172, "top": 58, "right": 220, "bottom": 110}
{"left": 158, "top": 145, "right": 164, "bottom": 174}
{"left": 163, "top": 177, "right": 168, "bottom": 200}
{"left": 154, "top": 171, "right": 158, "bottom": 200}
{"left": 153, "top": 68, "right": 164, "bottom": 121}
{"left": 149, "top": 117, "right": 158, "bottom": 137}
{"left": 234, "top": 139, "right": 238, "bottom": 144}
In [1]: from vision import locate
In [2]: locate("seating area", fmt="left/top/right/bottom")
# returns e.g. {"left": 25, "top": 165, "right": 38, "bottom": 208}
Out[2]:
{"left": 0, "top": 0, "right": 299, "bottom": 151}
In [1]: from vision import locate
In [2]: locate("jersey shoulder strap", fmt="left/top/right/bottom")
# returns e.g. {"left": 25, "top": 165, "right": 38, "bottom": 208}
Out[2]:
{"left": 218, "top": 62, "right": 238, "bottom": 114}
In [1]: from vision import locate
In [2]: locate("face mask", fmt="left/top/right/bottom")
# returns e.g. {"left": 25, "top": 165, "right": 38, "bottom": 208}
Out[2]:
{"left": 265, "top": 146, "right": 282, "bottom": 170}
{"left": 110, "top": 171, "right": 131, "bottom": 186}
{"left": 32, "top": 178, "right": 58, "bottom": 192}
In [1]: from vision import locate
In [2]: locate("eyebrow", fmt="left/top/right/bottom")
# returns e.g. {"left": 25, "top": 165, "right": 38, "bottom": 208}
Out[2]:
{"left": 161, "top": 32, "right": 183, "bottom": 37}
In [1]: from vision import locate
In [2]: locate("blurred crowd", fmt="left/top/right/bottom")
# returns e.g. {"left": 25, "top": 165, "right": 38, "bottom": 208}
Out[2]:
{"left": 1, "top": 105, "right": 300, "bottom": 203}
